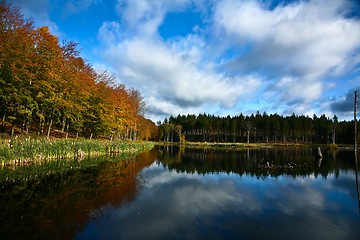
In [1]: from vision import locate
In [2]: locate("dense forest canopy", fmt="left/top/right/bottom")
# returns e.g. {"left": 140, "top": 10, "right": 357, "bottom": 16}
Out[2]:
{"left": 159, "top": 112, "right": 357, "bottom": 145}
{"left": 0, "top": 1, "right": 157, "bottom": 140}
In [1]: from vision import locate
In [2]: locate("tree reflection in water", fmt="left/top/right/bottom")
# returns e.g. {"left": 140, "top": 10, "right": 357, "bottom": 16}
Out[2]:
{"left": 355, "top": 150, "right": 360, "bottom": 212}
{"left": 0, "top": 150, "right": 157, "bottom": 239}
{"left": 1, "top": 146, "right": 360, "bottom": 240}
{"left": 158, "top": 146, "right": 356, "bottom": 179}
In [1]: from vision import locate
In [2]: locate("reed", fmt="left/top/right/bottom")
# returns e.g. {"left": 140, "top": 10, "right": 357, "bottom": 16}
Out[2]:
{"left": 0, "top": 137, "right": 154, "bottom": 166}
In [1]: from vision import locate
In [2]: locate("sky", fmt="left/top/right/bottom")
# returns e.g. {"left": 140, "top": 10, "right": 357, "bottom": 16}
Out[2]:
{"left": 9, "top": 0, "right": 360, "bottom": 122}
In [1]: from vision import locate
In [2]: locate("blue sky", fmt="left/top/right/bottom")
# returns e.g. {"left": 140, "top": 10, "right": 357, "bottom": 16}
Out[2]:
{"left": 10, "top": 0, "right": 360, "bottom": 122}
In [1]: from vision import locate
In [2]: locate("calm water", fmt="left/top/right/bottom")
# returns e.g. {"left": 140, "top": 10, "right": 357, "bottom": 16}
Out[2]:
{"left": 1, "top": 146, "right": 360, "bottom": 239}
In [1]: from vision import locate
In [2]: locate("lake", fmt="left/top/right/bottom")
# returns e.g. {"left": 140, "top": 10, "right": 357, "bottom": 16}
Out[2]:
{"left": 1, "top": 146, "right": 360, "bottom": 240}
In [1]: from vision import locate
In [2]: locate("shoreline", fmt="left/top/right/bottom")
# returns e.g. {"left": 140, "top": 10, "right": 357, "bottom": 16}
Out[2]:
{"left": 156, "top": 141, "right": 354, "bottom": 150}
{"left": 1, "top": 138, "right": 155, "bottom": 167}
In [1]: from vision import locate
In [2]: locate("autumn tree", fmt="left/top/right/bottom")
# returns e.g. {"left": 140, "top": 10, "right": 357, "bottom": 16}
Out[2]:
{"left": 0, "top": 1, "right": 154, "bottom": 139}
{"left": 0, "top": 0, "right": 36, "bottom": 135}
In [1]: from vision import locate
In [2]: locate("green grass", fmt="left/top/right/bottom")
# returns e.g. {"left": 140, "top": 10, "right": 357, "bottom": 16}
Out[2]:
{"left": 0, "top": 137, "right": 154, "bottom": 166}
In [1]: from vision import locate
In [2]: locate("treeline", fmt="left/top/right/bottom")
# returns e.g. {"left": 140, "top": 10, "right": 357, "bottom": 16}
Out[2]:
{"left": 159, "top": 112, "right": 356, "bottom": 144}
{"left": 0, "top": 1, "right": 158, "bottom": 140}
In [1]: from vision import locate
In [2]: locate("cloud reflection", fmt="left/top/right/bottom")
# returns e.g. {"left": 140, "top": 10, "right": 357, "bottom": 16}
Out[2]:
{"left": 77, "top": 163, "right": 359, "bottom": 240}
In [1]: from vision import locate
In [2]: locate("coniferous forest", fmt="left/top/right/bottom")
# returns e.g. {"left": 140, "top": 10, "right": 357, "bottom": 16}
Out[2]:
{"left": 0, "top": 1, "right": 157, "bottom": 140}
{"left": 160, "top": 113, "right": 356, "bottom": 145}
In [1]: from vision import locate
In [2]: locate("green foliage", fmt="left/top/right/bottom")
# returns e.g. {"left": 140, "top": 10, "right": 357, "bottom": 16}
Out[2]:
{"left": 163, "top": 113, "right": 354, "bottom": 145}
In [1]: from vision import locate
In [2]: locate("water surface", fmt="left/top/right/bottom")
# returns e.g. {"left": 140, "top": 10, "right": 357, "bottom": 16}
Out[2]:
{"left": 1, "top": 146, "right": 359, "bottom": 239}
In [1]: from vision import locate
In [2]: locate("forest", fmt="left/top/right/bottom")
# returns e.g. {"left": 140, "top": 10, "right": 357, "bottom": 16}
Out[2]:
{"left": 0, "top": 1, "right": 158, "bottom": 140}
{"left": 159, "top": 112, "right": 357, "bottom": 145}
{"left": 1, "top": 1, "right": 357, "bottom": 145}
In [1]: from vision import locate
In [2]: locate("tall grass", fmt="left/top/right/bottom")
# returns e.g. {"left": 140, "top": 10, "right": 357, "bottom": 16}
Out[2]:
{"left": 0, "top": 137, "right": 154, "bottom": 166}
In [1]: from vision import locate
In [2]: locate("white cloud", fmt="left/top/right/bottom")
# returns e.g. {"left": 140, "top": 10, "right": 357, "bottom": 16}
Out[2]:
{"left": 97, "top": 21, "right": 124, "bottom": 44}
{"left": 98, "top": 22, "right": 262, "bottom": 120}
{"left": 215, "top": 0, "right": 274, "bottom": 41}
{"left": 116, "top": 0, "right": 191, "bottom": 36}
{"left": 92, "top": 0, "right": 360, "bottom": 121}
{"left": 274, "top": 76, "right": 322, "bottom": 103}
{"left": 214, "top": 0, "right": 360, "bottom": 115}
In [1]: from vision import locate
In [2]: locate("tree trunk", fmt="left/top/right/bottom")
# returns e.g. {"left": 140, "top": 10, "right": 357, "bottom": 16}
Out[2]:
{"left": 134, "top": 123, "right": 137, "bottom": 141}
{"left": 25, "top": 120, "right": 29, "bottom": 135}
{"left": 61, "top": 116, "right": 66, "bottom": 132}
{"left": 354, "top": 90, "right": 357, "bottom": 152}
{"left": 117, "top": 131, "right": 121, "bottom": 140}
{"left": 38, "top": 118, "right": 42, "bottom": 135}
{"left": 2, "top": 113, "right": 5, "bottom": 125}
{"left": 11, "top": 122, "right": 15, "bottom": 137}
{"left": 65, "top": 125, "right": 69, "bottom": 139}
{"left": 47, "top": 118, "right": 53, "bottom": 139}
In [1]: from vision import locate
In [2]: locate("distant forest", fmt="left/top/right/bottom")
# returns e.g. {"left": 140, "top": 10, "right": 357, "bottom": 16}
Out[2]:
{"left": 159, "top": 112, "right": 357, "bottom": 145}
{"left": 0, "top": 1, "right": 158, "bottom": 140}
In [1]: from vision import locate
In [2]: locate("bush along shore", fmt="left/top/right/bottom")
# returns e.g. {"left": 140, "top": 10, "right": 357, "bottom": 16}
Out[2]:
{"left": 0, "top": 137, "right": 155, "bottom": 167}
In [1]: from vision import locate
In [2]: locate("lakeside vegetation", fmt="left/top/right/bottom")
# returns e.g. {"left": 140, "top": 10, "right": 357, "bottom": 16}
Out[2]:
{"left": 0, "top": 144, "right": 155, "bottom": 185}
{"left": 156, "top": 141, "right": 347, "bottom": 153}
{"left": 0, "top": 137, "right": 154, "bottom": 166}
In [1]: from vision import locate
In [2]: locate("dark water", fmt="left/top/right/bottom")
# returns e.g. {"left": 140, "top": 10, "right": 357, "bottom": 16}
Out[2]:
{"left": 1, "top": 146, "right": 360, "bottom": 240}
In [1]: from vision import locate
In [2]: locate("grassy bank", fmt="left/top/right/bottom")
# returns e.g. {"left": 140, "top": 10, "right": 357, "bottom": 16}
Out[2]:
{"left": 157, "top": 141, "right": 352, "bottom": 150}
{"left": 0, "top": 137, "right": 155, "bottom": 166}
{"left": 157, "top": 141, "right": 310, "bottom": 148}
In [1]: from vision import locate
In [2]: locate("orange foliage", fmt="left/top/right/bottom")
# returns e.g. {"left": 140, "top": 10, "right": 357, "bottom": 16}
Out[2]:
{"left": 0, "top": 1, "right": 158, "bottom": 139}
